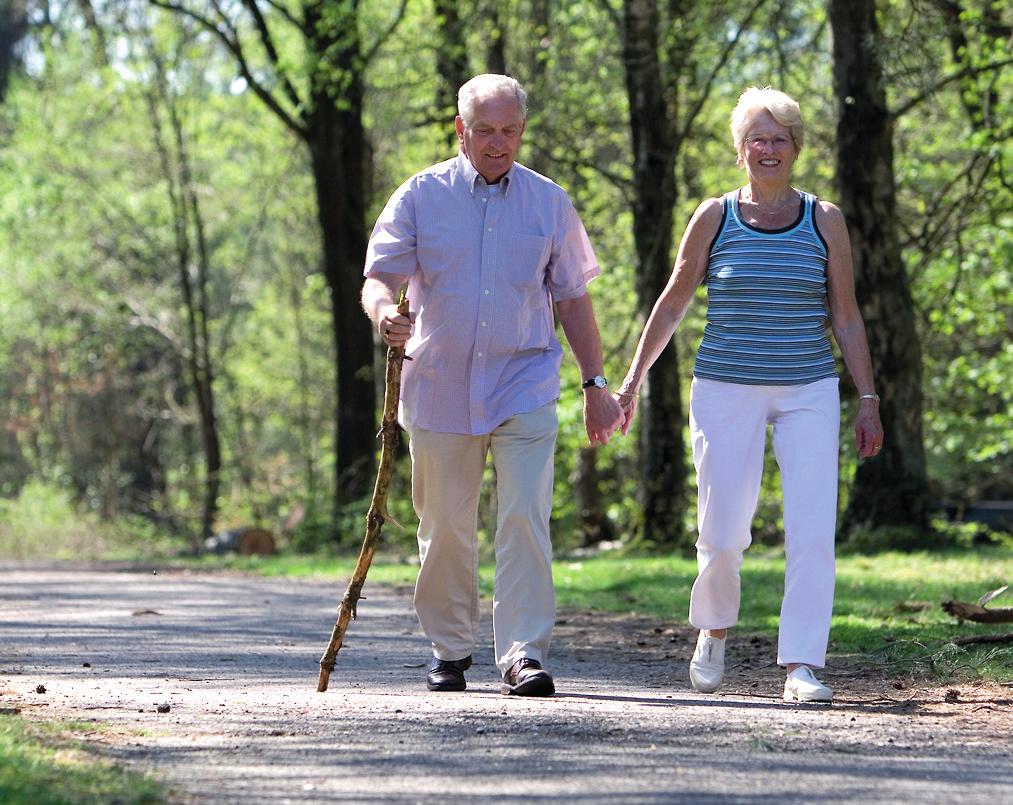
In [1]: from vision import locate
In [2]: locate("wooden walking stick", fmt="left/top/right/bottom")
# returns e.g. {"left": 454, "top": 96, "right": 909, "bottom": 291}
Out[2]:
{"left": 317, "top": 287, "right": 410, "bottom": 692}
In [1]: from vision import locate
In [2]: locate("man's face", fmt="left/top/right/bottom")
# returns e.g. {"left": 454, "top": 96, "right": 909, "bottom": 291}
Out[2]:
{"left": 455, "top": 93, "right": 525, "bottom": 184}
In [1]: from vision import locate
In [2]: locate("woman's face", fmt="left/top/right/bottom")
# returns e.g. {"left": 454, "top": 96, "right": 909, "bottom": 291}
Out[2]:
{"left": 738, "top": 110, "right": 797, "bottom": 184}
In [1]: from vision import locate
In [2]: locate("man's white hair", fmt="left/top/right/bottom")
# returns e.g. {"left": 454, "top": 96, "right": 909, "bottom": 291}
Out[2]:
{"left": 458, "top": 74, "right": 527, "bottom": 124}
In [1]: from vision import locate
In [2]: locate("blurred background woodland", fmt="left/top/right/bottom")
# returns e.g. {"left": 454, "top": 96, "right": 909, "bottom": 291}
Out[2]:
{"left": 0, "top": 0, "right": 1009, "bottom": 559}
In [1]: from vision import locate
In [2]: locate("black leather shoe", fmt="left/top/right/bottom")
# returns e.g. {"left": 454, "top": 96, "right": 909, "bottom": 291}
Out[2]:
{"left": 500, "top": 658, "right": 554, "bottom": 697}
{"left": 426, "top": 655, "right": 472, "bottom": 691}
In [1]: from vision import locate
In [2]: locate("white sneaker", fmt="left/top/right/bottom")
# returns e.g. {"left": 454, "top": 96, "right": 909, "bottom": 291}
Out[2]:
{"left": 783, "top": 665, "right": 833, "bottom": 703}
{"left": 689, "top": 631, "right": 725, "bottom": 693}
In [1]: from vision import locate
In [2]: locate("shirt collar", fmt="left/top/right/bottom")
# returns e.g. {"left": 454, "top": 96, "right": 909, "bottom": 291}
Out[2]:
{"left": 456, "top": 150, "right": 514, "bottom": 196}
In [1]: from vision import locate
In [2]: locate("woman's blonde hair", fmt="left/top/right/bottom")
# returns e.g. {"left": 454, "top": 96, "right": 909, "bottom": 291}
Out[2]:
{"left": 730, "top": 87, "right": 804, "bottom": 163}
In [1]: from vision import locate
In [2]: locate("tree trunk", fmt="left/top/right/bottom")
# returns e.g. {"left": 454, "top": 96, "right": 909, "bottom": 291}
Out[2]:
{"left": 150, "top": 0, "right": 382, "bottom": 522}
{"left": 574, "top": 446, "right": 615, "bottom": 547}
{"left": 183, "top": 137, "right": 222, "bottom": 540}
{"left": 0, "top": 0, "right": 26, "bottom": 101}
{"left": 434, "top": 0, "right": 470, "bottom": 145}
{"left": 145, "top": 43, "right": 222, "bottom": 541}
{"left": 829, "top": 0, "right": 929, "bottom": 535}
{"left": 305, "top": 2, "right": 376, "bottom": 512}
{"left": 485, "top": 1, "right": 506, "bottom": 74}
{"left": 289, "top": 269, "right": 318, "bottom": 516}
{"left": 621, "top": 0, "right": 688, "bottom": 546}
{"left": 524, "top": 0, "right": 552, "bottom": 176}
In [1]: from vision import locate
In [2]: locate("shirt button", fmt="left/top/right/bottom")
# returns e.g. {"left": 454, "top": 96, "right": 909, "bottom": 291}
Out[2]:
{"left": 482, "top": 198, "right": 487, "bottom": 204}
{"left": 487, "top": 226, "right": 492, "bottom": 232}
{"left": 484, "top": 289, "right": 490, "bottom": 295}
{"left": 481, "top": 321, "right": 487, "bottom": 327}
{"left": 477, "top": 352, "right": 483, "bottom": 357}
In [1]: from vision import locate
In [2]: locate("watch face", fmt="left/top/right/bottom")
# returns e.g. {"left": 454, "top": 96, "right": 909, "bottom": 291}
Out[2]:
{"left": 594, "top": 376, "right": 607, "bottom": 388}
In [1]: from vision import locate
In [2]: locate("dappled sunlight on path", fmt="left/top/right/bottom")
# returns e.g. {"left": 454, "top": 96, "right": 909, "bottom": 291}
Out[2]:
{"left": 1, "top": 563, "right": 1010, "bottom": 803}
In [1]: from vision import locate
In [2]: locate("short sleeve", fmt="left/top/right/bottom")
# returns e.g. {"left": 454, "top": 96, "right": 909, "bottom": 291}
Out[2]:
{"left": 364, "top": 180, "right": 419, "bottom": 279}
{"left": 545, "top": 197, "right": 600, "bottom": 301}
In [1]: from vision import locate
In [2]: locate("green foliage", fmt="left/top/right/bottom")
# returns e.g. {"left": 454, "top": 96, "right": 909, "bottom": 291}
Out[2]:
{"left": 0, "top": 0, "right": 1007, "bottom": 552}
{"left": 883, "top": 0, "right": 1013, "bottom": 509}
{"left": 0, "top": 482, "right": 84, "bottom": 559}
{"left": 840, "top": 524, "right": 950, "bottom": 554}
{"left": 0, "top": 9, "right": 331, "bottom": 541}
{"left": 0, "top": 715, "right": 164, "bottom": 804}
{"left": 841, "top": 518, "right": 1013, "bottom": 554}
{"left": 0, "top": 481, "right": 185, "bottom": 560}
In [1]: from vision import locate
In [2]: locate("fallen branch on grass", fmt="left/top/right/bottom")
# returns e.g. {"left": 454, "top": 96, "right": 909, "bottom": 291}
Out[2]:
{"left": 952, "top": 632, "right": 1013, "bottom": 646}
{"left": 941, "top": 600, "right": 1013, "bottom": 624}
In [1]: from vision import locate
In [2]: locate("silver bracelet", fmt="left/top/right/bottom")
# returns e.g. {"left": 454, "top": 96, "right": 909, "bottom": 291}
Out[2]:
{"left": 859, "top": 393, "right": 880, "bottom": 402}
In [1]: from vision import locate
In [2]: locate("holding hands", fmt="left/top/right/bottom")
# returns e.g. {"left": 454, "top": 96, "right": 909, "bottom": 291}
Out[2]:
{"left": 583, "top": 386, "right": 625, "bottom": 446}
{"left": 615, "top": 384, "right": 639, "bottom": 436}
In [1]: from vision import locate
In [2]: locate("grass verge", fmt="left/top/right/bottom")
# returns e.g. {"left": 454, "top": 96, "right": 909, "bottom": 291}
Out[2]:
{"left": 201, "top": 546, "right": 1013, "bottom": 683}
{"left": 0, "top": 714, "right": 165, "bottom": 804}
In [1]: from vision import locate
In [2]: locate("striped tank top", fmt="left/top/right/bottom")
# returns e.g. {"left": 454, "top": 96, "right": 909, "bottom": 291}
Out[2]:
{"left": 693, "top": 189, "right": 838, "bottom": 385}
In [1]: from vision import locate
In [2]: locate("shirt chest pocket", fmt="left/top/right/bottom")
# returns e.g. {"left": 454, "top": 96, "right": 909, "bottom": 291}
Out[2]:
{"left": 502, "top": 233, "right": 551, "bottom": 290}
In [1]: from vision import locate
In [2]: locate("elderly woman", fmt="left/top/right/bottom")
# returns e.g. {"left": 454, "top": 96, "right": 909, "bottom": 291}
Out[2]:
{"left": 617, "top": 87, "right": 883, "bottom": 702}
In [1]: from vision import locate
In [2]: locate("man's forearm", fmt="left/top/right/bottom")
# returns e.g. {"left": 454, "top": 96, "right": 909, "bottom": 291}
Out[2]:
{"left": 361, "top": 277, "right": 398, "bottom": 324}
{"left": 555, "top": 293, "right": 606, "bottom": 380}
{"left": 556, "top": 291, "right": 623, "bottom": 445}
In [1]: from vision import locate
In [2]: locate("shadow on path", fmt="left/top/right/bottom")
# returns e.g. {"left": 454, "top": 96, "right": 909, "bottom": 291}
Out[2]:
{"left": 1, "top": 563, "right": 1010, "bottom": 803}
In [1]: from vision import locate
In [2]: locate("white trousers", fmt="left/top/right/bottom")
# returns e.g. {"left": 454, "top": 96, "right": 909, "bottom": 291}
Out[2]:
{"left": 688, "top": 376, "right": 840, "bottom": 667}
{"left": 407, "top": 402, "right": 557, "bottom": 675}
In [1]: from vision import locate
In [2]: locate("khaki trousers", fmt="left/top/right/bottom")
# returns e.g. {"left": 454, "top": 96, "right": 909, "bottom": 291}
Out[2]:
{"left": 407, "top": 402, "right": 558, "bottom": 675}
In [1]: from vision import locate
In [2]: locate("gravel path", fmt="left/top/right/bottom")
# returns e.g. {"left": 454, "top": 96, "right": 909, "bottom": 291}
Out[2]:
{"left": 2, "top": 562, "right": 1010, "bottom": 803}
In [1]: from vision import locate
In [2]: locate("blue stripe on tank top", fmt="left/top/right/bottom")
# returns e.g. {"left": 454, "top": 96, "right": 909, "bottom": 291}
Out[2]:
{"left": 693, "top": 189, "right": 838, "bottom": 386}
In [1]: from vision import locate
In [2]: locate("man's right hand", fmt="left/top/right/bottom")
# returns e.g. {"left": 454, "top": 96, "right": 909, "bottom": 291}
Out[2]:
{"left": 378, "top": 304, "right": 415, "bottom": 348}
{"left": 583, "top": 387, "right": 624, "bottom": 446}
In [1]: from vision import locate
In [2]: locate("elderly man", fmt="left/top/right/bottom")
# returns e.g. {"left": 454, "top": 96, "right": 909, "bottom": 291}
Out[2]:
{"left": 361, "top": 74, "right": 622, "bottom": 697}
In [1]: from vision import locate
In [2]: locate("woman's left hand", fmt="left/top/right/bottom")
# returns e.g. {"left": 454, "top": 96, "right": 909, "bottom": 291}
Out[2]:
{"left": 855, "top": 400, "right": 884, "bottom": 459}
{"left": 615, "top": 383, "right": 639, "bottom": 436}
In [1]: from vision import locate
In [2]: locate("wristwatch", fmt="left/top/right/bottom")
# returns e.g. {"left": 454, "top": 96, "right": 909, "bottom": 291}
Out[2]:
{"left": 581, "top": 375, "right": 608, "bottom": 390}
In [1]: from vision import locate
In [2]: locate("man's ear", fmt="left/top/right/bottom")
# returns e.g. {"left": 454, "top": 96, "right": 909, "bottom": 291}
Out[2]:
{"left": 455, "top": 116, "right": 465, "bottom": 147}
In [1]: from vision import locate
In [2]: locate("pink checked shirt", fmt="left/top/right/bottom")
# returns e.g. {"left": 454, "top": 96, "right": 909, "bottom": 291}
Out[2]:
{"left": 364, "top": 152, "right": 600, "bottom": 435}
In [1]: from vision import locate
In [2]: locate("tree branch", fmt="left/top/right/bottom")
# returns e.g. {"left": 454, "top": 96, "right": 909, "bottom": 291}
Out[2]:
{"left": 240, "top": 0, "right": 303, "bottom": 113}
{"left": 952, "top": 632, "right": 1013, "bottom": 646}
{"left": 125, "top": 295, "right": 184, "bottom": 353}
{"left": 149, "top": 0, "right": 308, "bottom": 138}
{"left": 595, "top": 0, "right": 621, "bottom": 31}
{"left": 676, "top": 0, "right": 768, "bottom": 145}
{"left": 260, "top": 0, "right": 306, "bottom": 34}
{"left": 890, "top": 57, "right": 1013, "bottom": 121}
{"left": 529, "top": 142, "right": 633, "bottom": 203}
{"left": 363, "top": 0, "right": 410, "bottom": 65}
{"left": 942, "top": 600, "right": 1013, "bottom": 624}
